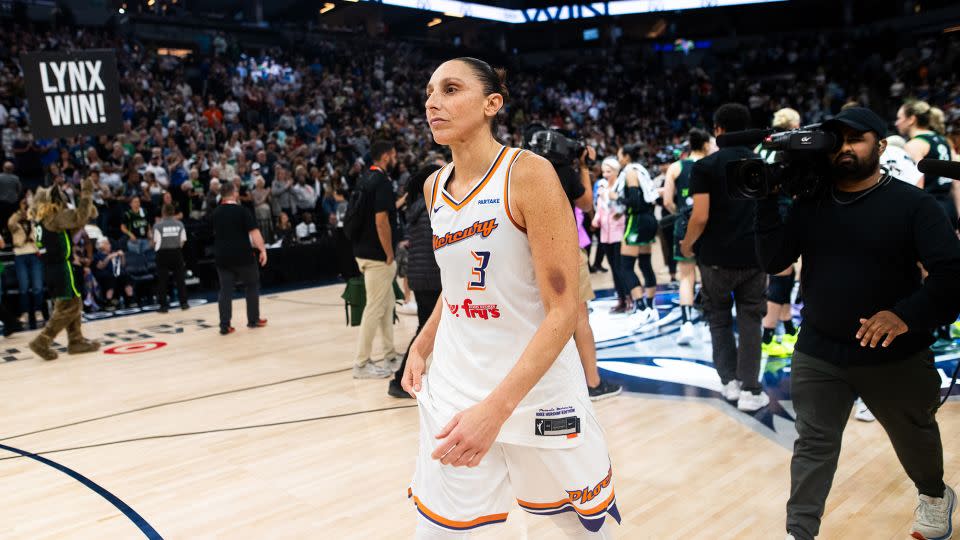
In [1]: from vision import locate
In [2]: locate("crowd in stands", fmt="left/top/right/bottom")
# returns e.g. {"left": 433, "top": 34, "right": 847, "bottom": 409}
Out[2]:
{"left": 0, "top": 21, "right": 956, "bottom": 318}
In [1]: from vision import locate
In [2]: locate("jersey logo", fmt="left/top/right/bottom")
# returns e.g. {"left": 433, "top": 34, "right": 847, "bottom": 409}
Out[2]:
{"left": 433, "top": 205, "right": 443, "bottom": 214}
{"left": 566, "top": 466, "right": 613, "bottom": 505}
{"left": 432, "top": 218, "right": 498, "bottom": 251}
{"left": 477, "top": 198, "right": 501, "bottom": 205}
{"left": 446, "top": 298, "right": 501, "bottom": 320}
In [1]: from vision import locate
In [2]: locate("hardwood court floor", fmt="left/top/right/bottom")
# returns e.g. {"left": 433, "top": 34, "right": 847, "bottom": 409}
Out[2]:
{"left": 1, "top": 275, "right": 958, "bottom": 539}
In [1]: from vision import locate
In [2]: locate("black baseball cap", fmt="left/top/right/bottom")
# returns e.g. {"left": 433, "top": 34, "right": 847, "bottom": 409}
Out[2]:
{"left": 822, "top": 107, "right": 887, "bottom": 138}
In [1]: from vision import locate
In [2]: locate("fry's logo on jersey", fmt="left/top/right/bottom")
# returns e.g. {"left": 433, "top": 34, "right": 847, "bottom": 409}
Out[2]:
{"left": 432, "top": 218, "right": 498, "bottom": 251}
{"left": 446, "top": 298, "right": 501, "bottom": 320}
{"left": 566, "top": 466, "right": 613, "bottom": 505}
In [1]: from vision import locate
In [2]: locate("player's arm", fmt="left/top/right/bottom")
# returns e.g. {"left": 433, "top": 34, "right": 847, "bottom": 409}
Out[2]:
{"left": 904, "top": 138, "right": 929, "bottom": 164}
{"left": 662, "top": 161, "right": 681, "bottom": 214}
{"left": 431, "top": 153, "right": 579, "bottom": 468}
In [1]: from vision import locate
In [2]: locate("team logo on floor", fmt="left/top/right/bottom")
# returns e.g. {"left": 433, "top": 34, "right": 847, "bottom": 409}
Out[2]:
{"left": 590, "top": 288, "right": 960, "bottom": 448}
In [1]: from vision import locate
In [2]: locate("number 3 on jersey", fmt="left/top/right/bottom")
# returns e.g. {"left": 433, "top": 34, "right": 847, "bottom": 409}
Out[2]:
{"left": 467, "top": 251, "right": 491, "bottom": 291}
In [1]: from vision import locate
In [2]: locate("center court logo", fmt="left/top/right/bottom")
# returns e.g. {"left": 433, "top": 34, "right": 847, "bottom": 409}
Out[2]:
{"left": 446, "top": 298, "right": 501, "bottom": 320}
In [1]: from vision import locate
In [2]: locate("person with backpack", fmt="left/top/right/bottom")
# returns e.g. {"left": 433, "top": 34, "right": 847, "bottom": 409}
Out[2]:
{"left": 348, "top": 140, "right": 400, "bottom": 379}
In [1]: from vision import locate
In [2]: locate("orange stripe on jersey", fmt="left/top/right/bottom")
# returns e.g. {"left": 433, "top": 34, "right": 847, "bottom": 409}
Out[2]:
{"left": 411, "top": 494, "right": 509, "bottom": 530}
{"left": 440, "top": 146, "right": 508, "bottom": 211}
{"left": 430, "top": 164, "right": 450, "bottom": 210}
{"left": 503, "top": 148, "right": 526, "bottom": 232}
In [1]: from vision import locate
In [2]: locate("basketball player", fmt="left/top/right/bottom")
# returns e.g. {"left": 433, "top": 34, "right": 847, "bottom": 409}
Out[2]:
{"left": 403, "top": 57, "right": 619, "bottom": 539}
{"left": 881, "top": 135, "right": 923, "bottom": 187}
{"left": 662, "top": 128, "right": 711, "bottom": 345}
{"left": 896, "top": 100, "right": 957, "bottom": 224}
{"left": 753, "top": 108, "right": 801, "bottom": 359}
{"left": 617, "top": 144, "right": 660, "bottom": 330}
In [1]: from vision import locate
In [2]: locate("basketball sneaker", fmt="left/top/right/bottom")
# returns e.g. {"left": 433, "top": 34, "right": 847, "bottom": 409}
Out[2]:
{"left": 854, "top": 398, "right": 875, "bottom": 422}
{"left": 911, "top": 485, "right": 956, "bottom": 540}
{"left": 952, "top": 321, "right": 960, "bottom": 339}
{"left": 588, "top": 379, "right": 623, "bottom": 401}
{"left": 676, "top": 321, "right": 696, "bottom": 346}
{"left": 786, "top": 534, "right": 796, "bottom": 540}
{"left": 701, "top": 321, "right": 712, "bottom": 343}
{"left": 382, "top": 355, "right": 402, "bottom": 373}
{"left": 721, "top": 380, "right": 742, "bottom": 401}
{"left": 353, "top": 360, "right": 393, "bottom": 379}
{"left": 762, "top": 340, "right": 793, "bottom": 358}
{"left": 397, "top": 301, "right": 418, "bottom": 316}
{"left": 737, "top": 390, "right": 770, "bottom": 412}
{"left": 634, "top": 307, "right": 660, "bottom": 333}
{"left": 782, "top": 329, "right": 800, "bottom": 348}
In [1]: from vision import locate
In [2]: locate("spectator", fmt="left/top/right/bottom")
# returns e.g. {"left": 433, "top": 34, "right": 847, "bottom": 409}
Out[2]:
{"left": 350, "top": 139, "right": 399, "bottom": 379}
{"left": 295, "top": 211, "right": 317, "bottom": 243}
{"left": 271, "top": 166, "right": 295, "bottom": 219}
{"left": 212, "top": 181, "right": 267, "bottom": 335}
{"left": 92, "top": 237, "right": 135, "bottom": 310}
{"left": 121, "top": 197, "right": 151, "bottom": 252}
{"left": 8, "top": 197, "right": 43, "bottom": 329}
{"left": 0, "top": 161, "right": 21, "bottom": 228}
{"left": 274, "top": 210, "right": 295, "bottom": 245}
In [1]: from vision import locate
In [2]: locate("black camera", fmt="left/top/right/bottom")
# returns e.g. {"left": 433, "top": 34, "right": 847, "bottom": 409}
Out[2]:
{"left": 724, "top": 126, "right": 840, "bottom": 200}
{"left": 524, "top": 124, "right": 585, "bottom": 166}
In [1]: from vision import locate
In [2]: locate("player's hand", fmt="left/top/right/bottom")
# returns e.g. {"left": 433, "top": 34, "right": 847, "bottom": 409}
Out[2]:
{"left": 856, "top": 310, "right": 908, "bottom": 348}
{"left": 432, "top": 400, "right": 508, "bottom": 468}
{"left": 401, "top": 345, "right": 426, "bottom": 397}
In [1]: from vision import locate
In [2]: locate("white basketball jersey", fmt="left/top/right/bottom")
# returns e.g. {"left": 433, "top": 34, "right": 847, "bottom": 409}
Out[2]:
{"left": 426, "top": 145, "right": 592, "bottom": 449}
{"left": 881, "top": 145, "right": 923, "bottom": 186}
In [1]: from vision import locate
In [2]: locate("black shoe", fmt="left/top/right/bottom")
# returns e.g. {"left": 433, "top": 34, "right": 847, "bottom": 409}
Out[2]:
{"left": 181, "top": 303, "right": 190, "bottom": 311}
{"left": 3, "top": 321, "right": 23, "bottom": 337}
{"left": 220, "top": 326, "right": 235, "bottom": 335}
{"left": 588, "top": 379, "right": 622, "bottom": 401}
{"left": 387, "top": 379, "right": 414, "bottom": 399}
{"left": 158, "top": 307, "right": 169, "bottom": 313}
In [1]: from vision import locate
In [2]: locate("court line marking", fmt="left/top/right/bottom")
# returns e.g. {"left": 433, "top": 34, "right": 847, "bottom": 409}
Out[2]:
{"left": 0, "top": 442, "right": 163, "bottom": 539}
{"left": 1, "top": 367, "right": 352, "bottom": 442}
{"left": 0, "top": 405, "right": 418, "bottom": 461}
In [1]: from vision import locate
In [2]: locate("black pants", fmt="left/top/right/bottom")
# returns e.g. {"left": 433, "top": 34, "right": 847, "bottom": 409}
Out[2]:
{"left": 216, "top": 262, "right": 260, "bottom": 329}
{"left": 600, "top": 242, "right": 625, "bottom": 298}
{"left": 156, "top": 249, "right": 188, "bottom": 309}
{"left": 787, "top": 349, "right": 944, "bottom": 540}
{"left": 658, "top": 220, "right": 677, "bottom": 276}
{"left": 393, "top": 289, "right": 442, "bottom": 385}
{"left": 698, "top": 264, "right": 766, "bottom": 392}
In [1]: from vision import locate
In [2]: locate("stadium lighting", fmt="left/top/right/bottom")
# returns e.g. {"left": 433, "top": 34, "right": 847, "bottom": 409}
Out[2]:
{"left": 118, "top": 7, "right": 125, "bottom": 13}
{"left": 147, "top": 0, "right": 155, "bottom": 6}
{"left": 320, "top": 2, "right": 335, "bottom": 14}
{"left": 428, "top": 17, "right": 443, "bottom": 27}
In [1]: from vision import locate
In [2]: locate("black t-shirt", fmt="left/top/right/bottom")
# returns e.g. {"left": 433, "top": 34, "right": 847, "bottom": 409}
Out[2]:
{"left": 213, "top": 202, "right": 258, "bottom": 267}
{"left": 690, "top": 146, "right": 761, "bottom": 268}
{"left": 757, "top": 177, "right": 960, "bottom": 365}
{"left": 557, "top": 165, "right": 586, "bottom": 209}
{"left": 352, "top": 168, "right": 397, "bottom": 261}
{"left": 124, "top": 208, "right": 149, "bottom": 239}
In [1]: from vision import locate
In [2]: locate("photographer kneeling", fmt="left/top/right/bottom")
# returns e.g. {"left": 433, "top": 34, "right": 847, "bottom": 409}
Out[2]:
{"left": 755, "top": 107, "right": 960, "bottom": 540}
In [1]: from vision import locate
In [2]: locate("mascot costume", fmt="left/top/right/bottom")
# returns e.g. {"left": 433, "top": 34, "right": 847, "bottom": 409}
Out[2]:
{"left": 28, "top": 176, "right": 100, "bottom": 360}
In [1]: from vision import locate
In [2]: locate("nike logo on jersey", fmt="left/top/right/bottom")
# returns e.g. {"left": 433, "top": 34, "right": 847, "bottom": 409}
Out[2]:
{"left": 433, "top": 205, "right": 443, "bottom": 214}
{"left": 432, "top": 218, "right": 498, "bottom": 251}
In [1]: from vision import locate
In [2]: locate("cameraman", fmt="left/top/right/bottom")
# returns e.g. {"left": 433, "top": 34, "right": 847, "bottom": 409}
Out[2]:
{"left": 680, "top": 103, "right": 768, "bottom": 412}
{"left": 528, "top": 127, "right": 621, "bottom": 400}
{"left": 756, "top": 107, "right": 960, "bottom": 540}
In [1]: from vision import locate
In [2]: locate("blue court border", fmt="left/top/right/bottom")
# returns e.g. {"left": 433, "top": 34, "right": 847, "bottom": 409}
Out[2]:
{"left": 0, "top": 442, "right": 163, "bottom": 539}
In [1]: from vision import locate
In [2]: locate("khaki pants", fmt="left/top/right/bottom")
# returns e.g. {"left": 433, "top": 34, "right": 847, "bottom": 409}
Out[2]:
{"left": 354, "top": 258, "right": 398, "bottom": 366}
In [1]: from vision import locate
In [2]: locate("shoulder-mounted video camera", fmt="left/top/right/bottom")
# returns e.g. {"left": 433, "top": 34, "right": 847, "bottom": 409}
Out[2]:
{"left": 523, "top": 123, "right": 585, "bottom": 167}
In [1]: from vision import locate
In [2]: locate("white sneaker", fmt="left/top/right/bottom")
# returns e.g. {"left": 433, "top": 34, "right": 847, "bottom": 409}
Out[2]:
{"left": 854, "top": 398, "right": 875, "bottom": 422}
{"left": 912, "top": 485, "right": 956, "bottom": 540}
{"left": 635, "top": 307, "right": 660, "bottom": 332}
{"left": 676, "top": 321, "right": 696, "bottom": 346}
{"left": 382, "top": 356, "right": 402, "bottom": 373}
{"left": 397, "top": 301, "right": 418, "bottom": 315}
{"left": 353, "top": 360, "right": 393, "bottom": 379}
{"left": 721, "top": 380, "right": 742, "bottom": 401}
{"left": 737, "top": 390, "right": 771, "bottom": 412}
{"left": 785, "top": 534, "right": 796, "bottom": 540}
{"left": 701, "top": 322, "right": 712, "bottom": 343}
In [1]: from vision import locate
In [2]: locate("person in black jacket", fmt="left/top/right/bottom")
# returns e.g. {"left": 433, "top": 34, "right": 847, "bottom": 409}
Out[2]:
{"left": 388, "top": 164, "right": 443, "bottom": 398}
{"left": 756, "top": 107, "right": 960, "bottom": 540}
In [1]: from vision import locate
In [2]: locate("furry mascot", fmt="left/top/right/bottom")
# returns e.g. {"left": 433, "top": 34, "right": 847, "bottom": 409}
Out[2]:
{"left": 28, "top": 176, "right": 100, "bottom": 360}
